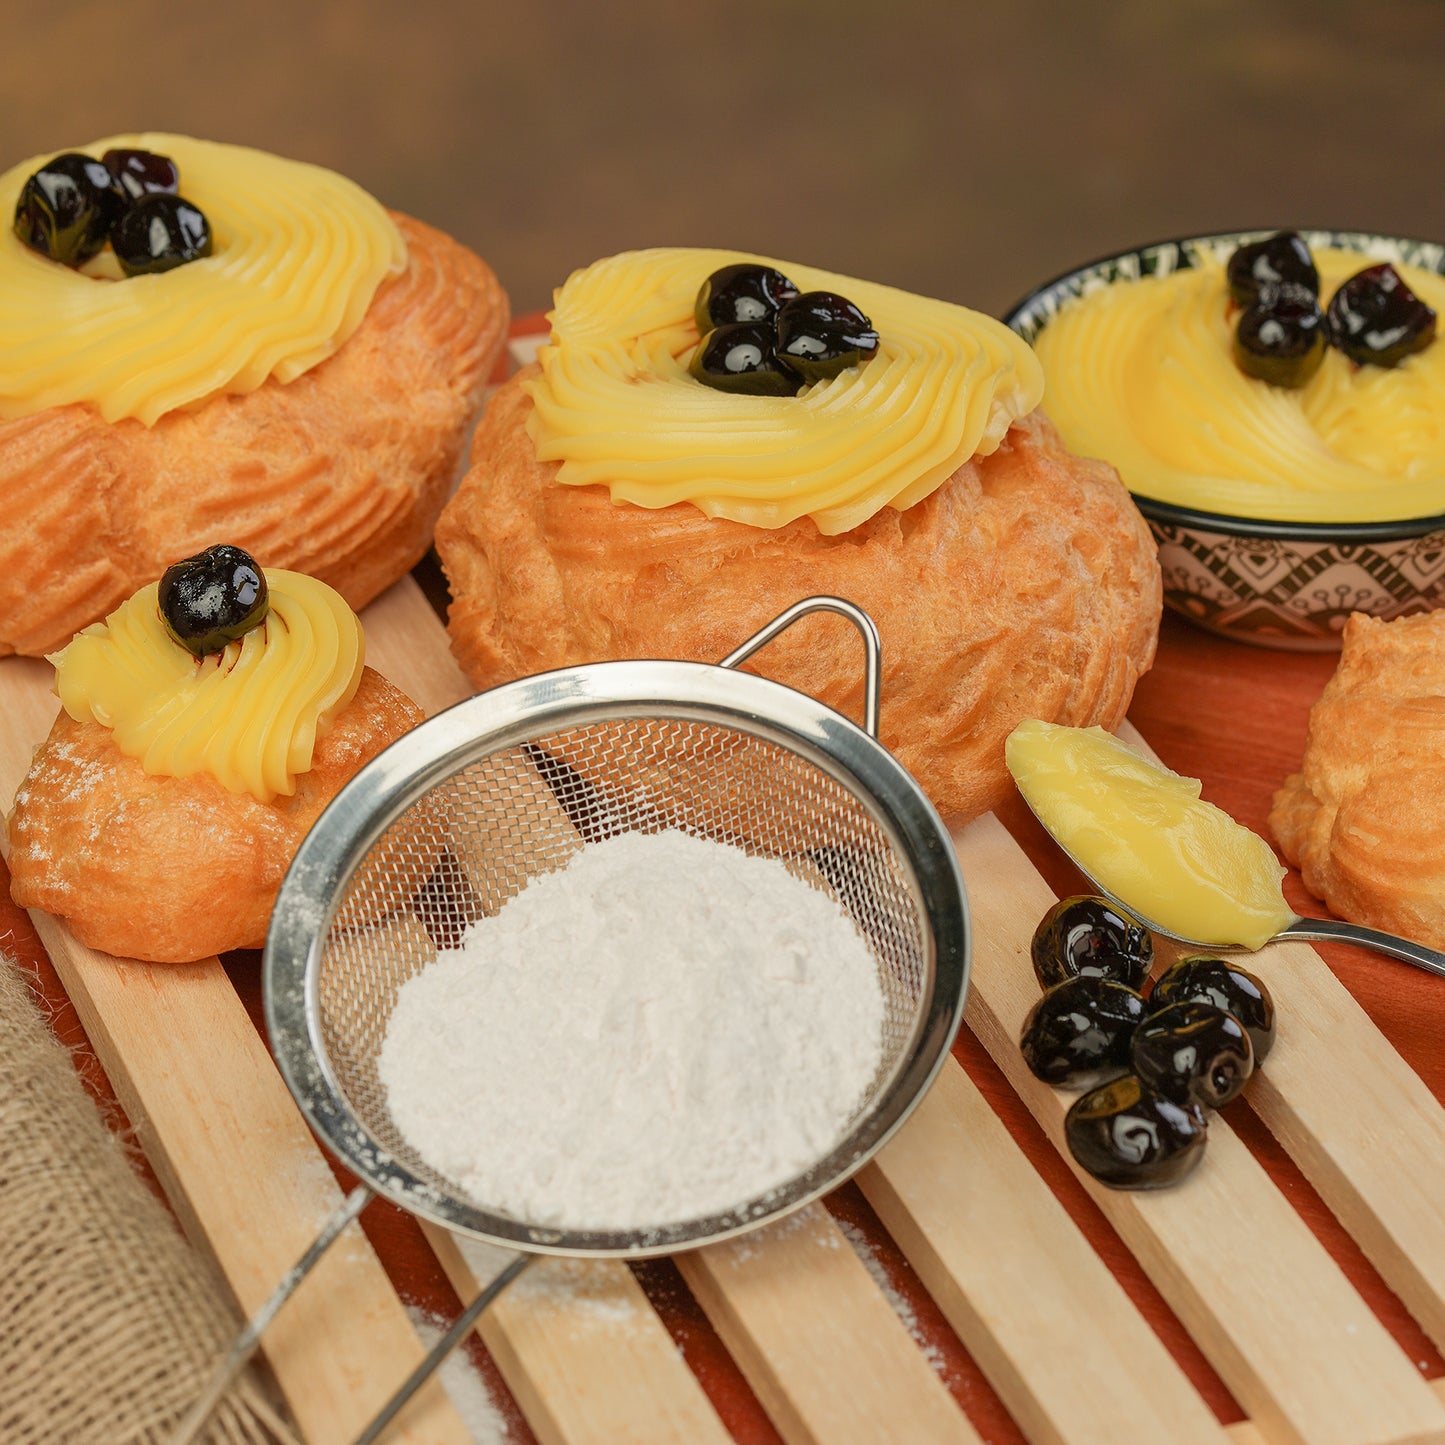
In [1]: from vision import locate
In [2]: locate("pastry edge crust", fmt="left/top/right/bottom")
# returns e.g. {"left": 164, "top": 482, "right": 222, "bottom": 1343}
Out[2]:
{"left": 0, "top": 212, "right": 509, "bottom": 658}
{"left": 1269, "top": 610, "right": 1445, "bottom": 950}
{"left": 7, "top": 666, "right": 423, "bottom": 962}
{"left": 436, "top": 370, "right": 1163, "bottom": 823}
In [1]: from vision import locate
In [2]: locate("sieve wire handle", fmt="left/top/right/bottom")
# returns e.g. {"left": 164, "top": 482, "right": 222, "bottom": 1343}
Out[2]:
{"left": 352, "top": 1251, "right": 531, "bottom": 1444}
{"left": 719, "top": 595, "right": 882, "bottom": 738}
{"left": 165, "top": 1182, "right": 374, "bottom": 1445}
{"left": 168, "top": 1182, "right": 529, "bottom": 1445}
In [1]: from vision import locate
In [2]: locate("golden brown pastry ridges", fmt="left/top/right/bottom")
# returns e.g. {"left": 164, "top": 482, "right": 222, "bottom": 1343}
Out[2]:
{"left": 7, "top": 667, "right": 423, "bottom": 962}
{"left": 436, "top": 371, "right": 1162, "bottom": 823}
{"left": 1270, "top": 610, "right": 1445, "bottom": 950}
{"left": 0, "top": 213, "right": 509, "bottom": 658}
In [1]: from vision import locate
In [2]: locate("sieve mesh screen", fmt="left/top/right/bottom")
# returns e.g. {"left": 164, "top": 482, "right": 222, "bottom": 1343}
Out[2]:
{"left": 312, "top": 716, "right": 929, "bottom": 1219}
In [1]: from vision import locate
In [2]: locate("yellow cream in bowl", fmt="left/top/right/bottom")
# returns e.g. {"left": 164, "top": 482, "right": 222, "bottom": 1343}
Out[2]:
{"left": 1006, "top": 719, "right": 1293, "bottom": 950}
{"left": 1033, "top": 246, "right": 1445, "bottom": 523}
{"left": 0, "top": 133, "right": 406, "bottom": 425}
{"left": 51, "top": 569, "right": 364, "bottom": 803}
{"left": 523, "top": 248, "right": 1044, "bottom": 534}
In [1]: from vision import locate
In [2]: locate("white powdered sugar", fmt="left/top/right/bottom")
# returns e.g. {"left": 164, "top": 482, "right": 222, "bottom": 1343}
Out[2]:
{"left": 378, "top": 828, "right": 885, "bottom": 1230}
{"left": 837, "top": 1217, "right": 950, "bottom": 1379}
{"left": 404, "top": 1306, "right": 511, "bottom": 1444}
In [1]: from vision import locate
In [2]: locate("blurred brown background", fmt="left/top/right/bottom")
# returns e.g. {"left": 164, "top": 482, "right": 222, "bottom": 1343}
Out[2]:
{"left": 5, "top": 0, "right": 1445, "bottom": 318}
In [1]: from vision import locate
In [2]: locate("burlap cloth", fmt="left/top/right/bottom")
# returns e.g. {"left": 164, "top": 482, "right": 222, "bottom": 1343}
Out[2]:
{"left": 0, "top": 951, "right": 298, "bottom": 1445}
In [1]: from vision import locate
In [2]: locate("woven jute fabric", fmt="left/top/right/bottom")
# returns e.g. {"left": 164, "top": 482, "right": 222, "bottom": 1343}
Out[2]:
{"left": 0, "top": 952, "right": 297, "bottom": 1445}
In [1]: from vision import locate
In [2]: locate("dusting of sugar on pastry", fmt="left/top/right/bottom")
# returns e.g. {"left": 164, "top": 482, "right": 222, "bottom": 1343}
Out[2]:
{"left": 7, "top": 654, "right": 421, "bottom": 962}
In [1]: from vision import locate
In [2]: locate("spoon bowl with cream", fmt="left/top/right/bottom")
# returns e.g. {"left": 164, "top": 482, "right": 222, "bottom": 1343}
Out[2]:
{"left": 1005, "top": 719, "right": 1445, "bottom": 980}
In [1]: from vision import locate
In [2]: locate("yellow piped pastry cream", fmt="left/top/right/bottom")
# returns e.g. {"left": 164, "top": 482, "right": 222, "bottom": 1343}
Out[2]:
{"left": 0, "top": 133, "right": 406, "bottom": 426}
{"left": 50, "top": 569, "right": 364, "bottom": 803}
{"left": 1006, "top": 719, "right": 1294, "bottom": 951}
{"left": 523, "top": 247, "right": 1044, "bottom": 534}
{"left": 1032, "top": 247, "right": 1445, "bottom": 524}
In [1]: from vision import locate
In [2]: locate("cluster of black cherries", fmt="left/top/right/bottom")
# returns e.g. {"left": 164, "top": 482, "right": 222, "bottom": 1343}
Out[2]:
{"left": 1020, "top": 895, "right": 1276, "bottom": 1190}
{"left": 689, "top": 263, "right": 880, "bottom": 396}
{"left": 157, "top": 544, "right": 270, "bottom": 658}
{"left": 14, "top": 148, "right": 212, "bottom": 276}
{"left": 1228, "top": 230, "right": 1436, "bottom": 388}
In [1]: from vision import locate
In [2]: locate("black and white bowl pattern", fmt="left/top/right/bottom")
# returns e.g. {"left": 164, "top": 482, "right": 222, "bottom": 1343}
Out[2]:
{"left": 1004, "top": 230, "right": 1445, "bottom": 651}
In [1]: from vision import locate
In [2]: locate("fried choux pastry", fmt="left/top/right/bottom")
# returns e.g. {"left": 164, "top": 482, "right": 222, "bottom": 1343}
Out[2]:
{"left": 1270, "top": 610, "right": 1445, "bottom": 950}
{"left": 0, "top": 135, "right": 508, "bottom": 658}
{"left": 7, "top": 552, "right": 423, "bottom": 962}
{"left": 436, "top": 250, "right": 1161, "bottom": 822}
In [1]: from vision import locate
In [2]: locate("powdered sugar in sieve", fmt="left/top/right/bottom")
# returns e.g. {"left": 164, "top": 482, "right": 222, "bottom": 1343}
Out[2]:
{"left": 377, "top": 828, "right": 886, "bottom": 1230}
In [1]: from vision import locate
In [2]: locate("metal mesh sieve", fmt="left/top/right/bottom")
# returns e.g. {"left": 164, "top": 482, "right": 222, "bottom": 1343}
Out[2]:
{"left": 265, "top": 597, "right": 969, "bottom": 1257}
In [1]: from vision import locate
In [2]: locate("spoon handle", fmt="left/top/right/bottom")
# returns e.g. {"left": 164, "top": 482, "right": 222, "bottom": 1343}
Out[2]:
{"left": 1282, "top": 917, "right": 1445, "bottom": 979}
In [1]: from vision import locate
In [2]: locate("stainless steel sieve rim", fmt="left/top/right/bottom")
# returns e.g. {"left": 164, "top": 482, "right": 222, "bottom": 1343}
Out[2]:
{"left": 265, "top": 652, "right": 969, "bottom": 1259}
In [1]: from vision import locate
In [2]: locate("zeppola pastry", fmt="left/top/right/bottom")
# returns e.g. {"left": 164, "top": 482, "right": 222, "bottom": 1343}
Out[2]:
{"left": 436, "top": 248, "right": 1161, "bottom": 821}
{"left": 0, "top": 133, "right": 509, "bottom": 658}
{"left": 7, "top": 547, "right": 423, "bottom": 962}
{"left": 1270, "top": 610, "right": 1445, "bottom": 950}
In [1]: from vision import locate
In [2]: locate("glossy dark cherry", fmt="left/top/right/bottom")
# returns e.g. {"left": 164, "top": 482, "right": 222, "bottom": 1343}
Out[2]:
{"left": 112, "top": 194, "right": 213, "bottom": 276}
{"left": 1226, "top": 231, "right": 1319, "bottom": 308}
{"left": 1030, "top": 894, "right": 1153, "bottom": 990}
{"left": 1325, "top": 263, "right": 1437, "bottom": 368}
{"left": 158, "top": 545, "right": 268, "bottom": 657}
{"left": 1233, "top": 284, "right": 1327, "bottom": 388}
{"left": 101, "top": 147, "right": 181, "bottom": 203}
{"left": 689, "top": 321, "right": 801, "bottom": 396}
{"left": 1131, "top": 1001, "right": 1253, "bottom": 1109}
{"left": 1150, "top": 955, "right": 1276, "bottom": 1062}
{"left": 775, "top": 291, "right": 879, "bottom": 384}
{"left": 12, "top": 152, "right": 126, "bottom": 266}
{"left": 694, "top": 263, "right": 800, "bottom": 332}
{"left": 1064, "top": 1073, "right": 1208, "bottom": 1189}
{"left": 1019, "top": 975, "right": 1147, "bottom": 1089}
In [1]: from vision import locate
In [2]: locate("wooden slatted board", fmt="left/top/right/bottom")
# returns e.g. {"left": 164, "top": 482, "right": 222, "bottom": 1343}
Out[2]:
{"left": 5, "top": 571, "right": 1445, "bottom": 1445}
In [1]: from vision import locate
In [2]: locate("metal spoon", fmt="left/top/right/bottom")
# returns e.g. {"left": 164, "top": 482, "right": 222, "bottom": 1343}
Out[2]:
{"left": 1018, "top": 794, "right": 1445, "bottom": 981}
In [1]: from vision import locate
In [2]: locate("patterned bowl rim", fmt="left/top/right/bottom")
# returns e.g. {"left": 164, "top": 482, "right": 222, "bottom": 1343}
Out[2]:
{"left": 1131, "top": 493, "right": 1445, "bottom": 543}
{"left": 1002, "top": 227, "right": 1445, "bottom": 544}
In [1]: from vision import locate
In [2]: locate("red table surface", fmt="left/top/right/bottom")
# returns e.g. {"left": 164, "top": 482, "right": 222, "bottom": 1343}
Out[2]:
{"left": 5, "top": 324, "right": 1441, "bottom": 1441}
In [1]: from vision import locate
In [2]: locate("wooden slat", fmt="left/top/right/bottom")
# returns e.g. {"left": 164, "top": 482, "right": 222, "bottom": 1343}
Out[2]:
{"left": 0, "top": 653, "right": 53, "bottom": 782}
{"left": 678, "top": 1203, "right": 982, "bottom": 1445}
{"left": 0, "top": 660, "right": 472, "bottom": 1445}
{"left": 428, "top": 1228, "right": 734, "bottom": 1445}
{"left": 1113, "top": 720, "right": 1445, "bottom": 1358}
{"left": 860, "top": 1059, "right": 1229, "bottom": 1444}
{"left": 956, "top": 810, "right": 1445, "bottom": 1445}
{"left": 359, "top": 575, "right": 476, "bottom": 721}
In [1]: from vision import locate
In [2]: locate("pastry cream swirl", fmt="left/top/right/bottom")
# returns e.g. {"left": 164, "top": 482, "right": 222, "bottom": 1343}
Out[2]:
{"left": 51, "top": 570, "right": 364, "bottom": 803}
{"left": 523, "top": 248, "right": 1043, "bottom": 534}
{"left": 1033, "top": 247, "right": 1445, "bottom": 523}
{"left": 0, "top": 133, "right": 406, "bottom": 426}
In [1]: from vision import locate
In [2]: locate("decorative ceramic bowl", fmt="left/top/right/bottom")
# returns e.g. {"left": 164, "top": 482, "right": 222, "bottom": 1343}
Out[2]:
{"left": 1003, "top": 229, "right": 1445, "bottom": 651}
